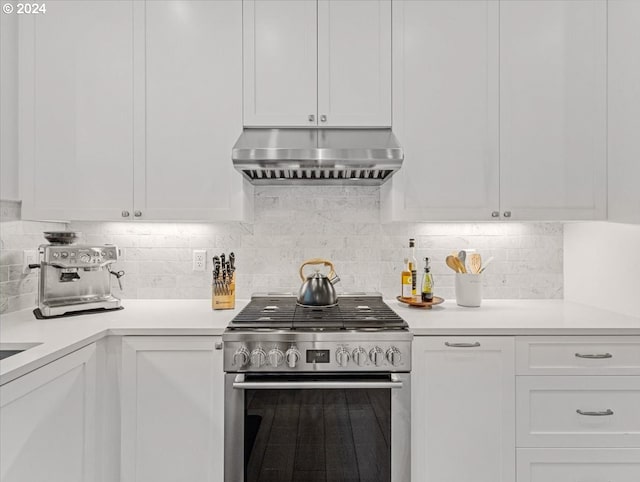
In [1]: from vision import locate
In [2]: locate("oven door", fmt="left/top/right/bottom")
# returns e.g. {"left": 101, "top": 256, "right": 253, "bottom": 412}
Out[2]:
{"left": 224, "top": 372, "right": 410, "bottom": 482}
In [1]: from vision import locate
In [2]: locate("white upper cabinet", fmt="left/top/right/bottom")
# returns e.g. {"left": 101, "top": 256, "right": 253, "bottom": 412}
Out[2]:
{"left": 500, "top": 0, "right": 607, "bottom": 220}
{"left": 243, "top": 0, "right": 317, "bottom": 127}
{"left": 384, "top": 0, "right": 607, "bottom": 222}
{"left": 317, "top": 0, "right": 391, "bottom": 126}
{"left": 19, "top": 0, "right": 251, "bottom": 222}
{"left": 140, "top": 0, "right": 251, "bottom": 221}
{"left": 382, "top": 0, "right": 499, "bottom": 222}
{"left": 19, "top": 1, "right": 134, "bottom": 221}
{"left": 243, "top": 0, "right": 391, "bottom": 127}
{"left": 608, "top": 0, "right": 640, "bottom": 224}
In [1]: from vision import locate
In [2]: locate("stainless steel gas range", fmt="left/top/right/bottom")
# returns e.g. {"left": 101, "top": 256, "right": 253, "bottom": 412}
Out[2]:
{"left": 223, "top": 293, "right": 412, "bottom": 482}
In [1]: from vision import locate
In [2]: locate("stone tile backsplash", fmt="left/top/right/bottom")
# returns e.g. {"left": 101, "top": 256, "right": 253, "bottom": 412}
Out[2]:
{"left": 0, "top": 188, "right": 563, "bottom": 314}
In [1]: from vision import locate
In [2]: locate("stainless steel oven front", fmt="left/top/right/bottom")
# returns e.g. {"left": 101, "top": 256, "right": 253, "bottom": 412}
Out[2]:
{"left": 223, "top": 332, "right": 412, "bottom": 482}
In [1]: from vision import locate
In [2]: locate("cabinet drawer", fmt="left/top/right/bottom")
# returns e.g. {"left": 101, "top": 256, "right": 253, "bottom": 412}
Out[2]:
{"left": 516, "top": 336, "right": 640, "bottom": 375}
{"left": 517, "top": 448, "right": 640, "bottom": 482}
{"left": 516, "top": 376, "right": 640, "bottom": 447}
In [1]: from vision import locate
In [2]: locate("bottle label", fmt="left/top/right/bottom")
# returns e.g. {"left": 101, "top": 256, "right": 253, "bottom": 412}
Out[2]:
{"left": 402, "top": 283, "right": 412, "bottom": 298}
{"left": 411, "top": 270, "right": 417, "bottom": 294}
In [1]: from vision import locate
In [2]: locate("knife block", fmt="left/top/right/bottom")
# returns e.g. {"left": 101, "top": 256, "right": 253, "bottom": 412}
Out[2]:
{"left": 212, "top": 273, "right": 236, "bottom": 310}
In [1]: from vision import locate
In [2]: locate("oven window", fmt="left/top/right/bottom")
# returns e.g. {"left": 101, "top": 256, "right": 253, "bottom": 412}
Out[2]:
{"left": 244, "top": 388, "right": 391, "bottom": 482}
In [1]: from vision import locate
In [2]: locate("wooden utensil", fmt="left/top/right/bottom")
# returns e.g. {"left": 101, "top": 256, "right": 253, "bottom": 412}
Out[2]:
{"left": 446, "top": 255, "right": 461, "bottom": 273}
{"left": 469, "top": 253, "right": 482, "bottom": 274}
{"left": 453, "top": 256, "right": 467, "bottom": 273}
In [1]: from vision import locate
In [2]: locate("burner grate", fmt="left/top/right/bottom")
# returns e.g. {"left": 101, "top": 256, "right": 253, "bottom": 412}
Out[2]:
{"left": 228, "top": 295, "right": 407, "bottom": 330}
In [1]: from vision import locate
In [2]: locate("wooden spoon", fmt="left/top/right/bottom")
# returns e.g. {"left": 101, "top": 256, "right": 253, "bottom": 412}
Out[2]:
{"left": 469, "top": 253, "right": 482, "bottom": 274}
{"left": 446, "top": 255, "right": 461, "bottom": 273}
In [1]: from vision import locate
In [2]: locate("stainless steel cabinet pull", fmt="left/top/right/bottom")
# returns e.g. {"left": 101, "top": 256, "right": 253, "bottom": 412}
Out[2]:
{"left": 576, "top": 409, "right": 614, "bottom": 416}
{"left": 491, "top": 211, "right": 500, "bottom": 218}
{"left": 445, "top": 342, "right": 481, "bottom": 348}
{"left": 214, "top": 342, "right": 223, "bottom": 350}
{"left": 503, "top": 211, "right": 512, "bottom": 218}
{"left": 134, "top": 210, "right": 142, "bottom": 217}
{"left": 121, "top": 210, "right": 130, "bottom": 217}
{"left": 232, "top": 374, "right": 403, "bottom": 390}
{"left": 320, "top": 114, "right": 327, "bottom": 123}
{"left": 575, "top": 352, "right": 613, "bottom": 359}
{"left": 308, "top": 114, "right": 315, "bottom": 122}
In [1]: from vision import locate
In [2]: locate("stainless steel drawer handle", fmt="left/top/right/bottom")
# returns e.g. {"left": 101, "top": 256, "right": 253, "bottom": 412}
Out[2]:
{"left": 232, "top": 374, "right": 403, "bottom": 390}
{"left": 576, "top": 409, "right": 614, "bottom": 416}
{"left": 575, "top": 352, "right": 613, "bottom": 359}
{"left": 445, "top": 342, "right": 481, "bottom": 348}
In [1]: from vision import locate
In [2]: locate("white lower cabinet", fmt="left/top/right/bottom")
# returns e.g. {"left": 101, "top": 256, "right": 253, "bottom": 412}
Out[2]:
{"left": 517, "top": 448, "right": 640, "bottom": 482}
{"left": 515, "top": 336, "right": 640, "bottom": 482}
{"left": 120, "top": 336, "right": 224, "bottom": 482}
{"left": 412, "top": 337, "right": 515, "bottom": 482}
{"left": 0, "top": 344, "right": 97, "bottom": 482}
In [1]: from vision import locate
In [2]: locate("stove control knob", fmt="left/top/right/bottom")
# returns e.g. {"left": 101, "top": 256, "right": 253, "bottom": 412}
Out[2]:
{"left": 285, "top": 347, "right": 301, "bottom": 368}
{"left": 268, "top": 348, "right": 284, "bottom": 367}
{"left": 352, "top": 347, "right": 367, "bottom": 367}
{"left": 250, "top": 347, "right": 267, "bottom": 368}
{"left": 386, "top": 347, "right": 402, "bottom": 367}
{"left": 233, "top": 346, "right": 250, "bottom": 367}
{"left": 336, "top": 347, "right": 350, "bottom": 367}
{"left": 369, "top": 346, "right": 385, "bottom": 366}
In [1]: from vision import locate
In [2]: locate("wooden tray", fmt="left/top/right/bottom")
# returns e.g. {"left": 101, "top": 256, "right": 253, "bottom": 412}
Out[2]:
{"left": 396, "top": 295, "right": 445, "bottom": 309}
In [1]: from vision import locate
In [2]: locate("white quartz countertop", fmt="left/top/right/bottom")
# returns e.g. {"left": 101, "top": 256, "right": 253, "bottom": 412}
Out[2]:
{"left": 1, "top": 298, "right": 639, "bottom": 385}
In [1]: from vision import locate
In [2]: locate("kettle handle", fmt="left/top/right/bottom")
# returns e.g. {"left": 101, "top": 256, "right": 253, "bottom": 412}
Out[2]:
{"left": 299, "top": 258, "right": 336, "bottom": 281}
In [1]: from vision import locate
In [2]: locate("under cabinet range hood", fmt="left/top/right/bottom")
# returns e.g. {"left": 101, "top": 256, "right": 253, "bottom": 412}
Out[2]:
{"left": 232, "top": 128, "right": 404, "bottom": 185}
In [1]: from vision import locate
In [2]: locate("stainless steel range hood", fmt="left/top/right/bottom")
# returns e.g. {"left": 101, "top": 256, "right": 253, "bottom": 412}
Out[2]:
{"left": 232, "top": 128, "right": 403, "bottom": 185}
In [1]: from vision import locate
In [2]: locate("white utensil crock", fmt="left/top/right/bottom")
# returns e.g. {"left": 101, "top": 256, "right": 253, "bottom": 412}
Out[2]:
{"left": 455, "top": 273, "right": 482, "bottom": 307}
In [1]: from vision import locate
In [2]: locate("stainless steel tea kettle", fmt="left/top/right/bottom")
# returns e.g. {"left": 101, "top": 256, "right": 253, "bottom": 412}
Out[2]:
{"left": 297, "top": 258, "right": 341, "bottom": 306}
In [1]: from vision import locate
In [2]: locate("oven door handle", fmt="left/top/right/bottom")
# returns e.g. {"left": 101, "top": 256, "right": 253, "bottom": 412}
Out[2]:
{"left": 232, "top": 374, "right": 404, "bottom": 390}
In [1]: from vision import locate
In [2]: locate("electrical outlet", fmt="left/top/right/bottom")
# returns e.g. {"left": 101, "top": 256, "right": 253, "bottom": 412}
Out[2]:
{"left": 192, "top": 250, "right": 207, "bottom": 271}
{"left": 23, "top": 250, "right": 38, "bottom": 274}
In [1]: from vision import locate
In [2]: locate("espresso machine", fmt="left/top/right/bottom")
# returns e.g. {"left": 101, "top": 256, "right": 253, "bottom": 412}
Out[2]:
{"left": 32, "top": 232, "right": 125, "bottom": 317}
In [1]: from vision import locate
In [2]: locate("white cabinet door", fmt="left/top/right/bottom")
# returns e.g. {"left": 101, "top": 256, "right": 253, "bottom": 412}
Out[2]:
{"left": 412, "top": 337, "right": 515, "bottom": 482}
{"left": 0, "top": 344, "right": 97, "bottom": 482}
{"left": 382, "top": 0, "right": 499, "bottom": 222}
{"left": 19, "top": 1, "right": 134, "bottom": 222}
{"left": 499, "top": 0, "right": 607, "bottom": 220}
{"left": 121, "top": 337, "right": 224, "bottom": 482}
{"left": 317, "top": 0, "right": 391, "bottom": 126}
{"left": 139, "top": 0, "right": 251, "bottom": 221}
{"left": 608, "top": 0, "right": 640, "bottom": 224}
{"left": 243, "top": 0, "right": 318, "bottom": 127}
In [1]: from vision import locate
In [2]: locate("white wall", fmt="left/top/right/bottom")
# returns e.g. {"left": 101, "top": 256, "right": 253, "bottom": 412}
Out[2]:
{"left": 1, "top": 11, "right": 20, "bottom": 200}
{"left": 565, "top": 222, "right": 640, "bottom": 318}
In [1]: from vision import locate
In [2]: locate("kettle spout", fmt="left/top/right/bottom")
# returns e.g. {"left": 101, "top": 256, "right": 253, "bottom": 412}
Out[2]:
{"left": 329, "top": 274, "right": 340, "bottom": 285}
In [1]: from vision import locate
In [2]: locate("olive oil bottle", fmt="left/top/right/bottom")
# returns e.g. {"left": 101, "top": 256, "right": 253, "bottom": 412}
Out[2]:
{"left": 421, "top": 257, "right": 434, "bottom": 302}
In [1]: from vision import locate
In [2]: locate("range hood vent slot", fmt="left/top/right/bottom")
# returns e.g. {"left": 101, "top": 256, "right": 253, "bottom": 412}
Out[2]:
{"left": 232, "top": 128, "right": 403, "bottom": 186}
{"left": 240, "top": 168, "right": 396, "bottom": 185}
